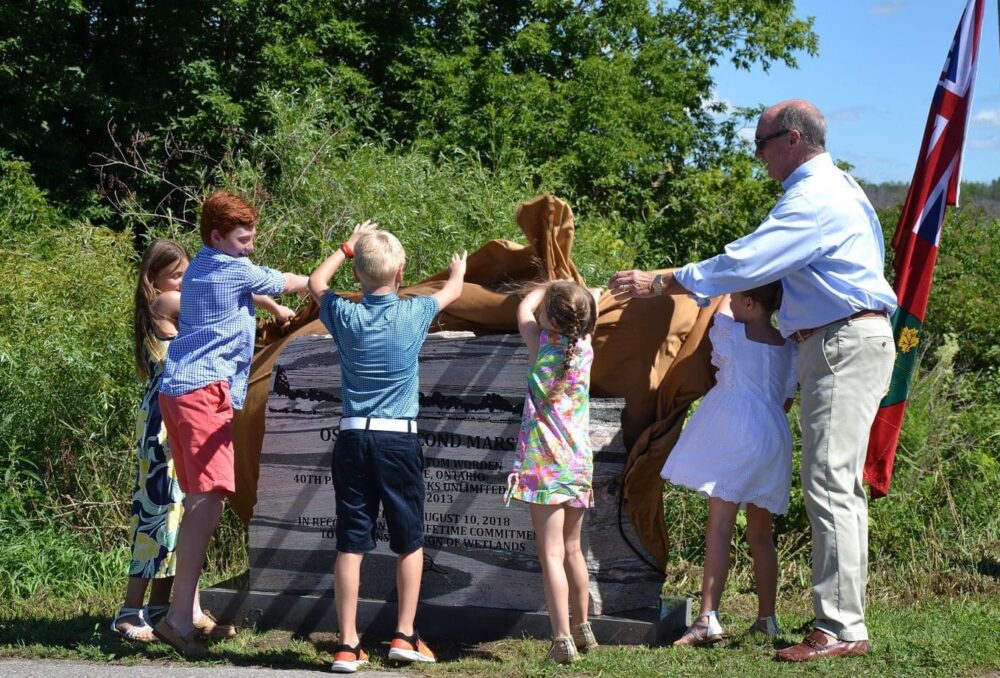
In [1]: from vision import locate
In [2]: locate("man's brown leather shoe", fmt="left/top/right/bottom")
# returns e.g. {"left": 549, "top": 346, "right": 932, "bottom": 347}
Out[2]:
{"left": 775, "top": 629, "right": 869, "bottom": 662}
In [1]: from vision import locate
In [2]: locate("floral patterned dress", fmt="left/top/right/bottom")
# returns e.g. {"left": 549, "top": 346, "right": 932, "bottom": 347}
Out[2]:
{"left": 128, "top": 335, "right": 185, "bottom": 578}
{"left": 507, "top": 330, "right": 595, "bottom": 508}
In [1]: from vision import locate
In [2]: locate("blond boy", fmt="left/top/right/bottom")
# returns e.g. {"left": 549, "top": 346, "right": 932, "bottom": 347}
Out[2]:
{"left": 308, "top": 221, "right": 466, "bottom": 673}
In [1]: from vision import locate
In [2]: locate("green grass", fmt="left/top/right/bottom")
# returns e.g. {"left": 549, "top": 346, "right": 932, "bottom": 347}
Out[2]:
{"left": 1, "top": 588, "right": 998, "bottom": 676}
{"left": 0, "top": 508, "right": 248, "bottom": 611}
{"left": 0, "top": 525, "right": 125, "bottom": 604}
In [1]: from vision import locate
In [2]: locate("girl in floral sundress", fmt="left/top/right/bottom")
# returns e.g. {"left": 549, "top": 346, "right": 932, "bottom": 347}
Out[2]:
{"left": 112, "top": 239, "right": 190, "bottom": 642}
{"left": 506, "top": 281, "right": 600, "bottom": 665}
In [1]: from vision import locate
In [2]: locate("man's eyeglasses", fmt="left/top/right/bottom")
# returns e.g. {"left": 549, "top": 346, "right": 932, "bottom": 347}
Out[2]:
{"left": 754, "top": 129, "right": 790, "bottom": 151}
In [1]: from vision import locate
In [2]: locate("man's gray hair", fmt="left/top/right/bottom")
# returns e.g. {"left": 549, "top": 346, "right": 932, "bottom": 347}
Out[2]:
{"left": 776, "top": 104, "right": 827, "bottom": 152}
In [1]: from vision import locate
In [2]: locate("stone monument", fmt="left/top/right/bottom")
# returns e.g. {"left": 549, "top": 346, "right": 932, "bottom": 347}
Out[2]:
{"left": 205, "top": 331, "right": 688, "bottom": 643}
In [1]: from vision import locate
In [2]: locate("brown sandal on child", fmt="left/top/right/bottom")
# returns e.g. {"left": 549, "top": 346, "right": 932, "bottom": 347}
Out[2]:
{"left": 153, "top": 617, "right": 208, "bottom": 657}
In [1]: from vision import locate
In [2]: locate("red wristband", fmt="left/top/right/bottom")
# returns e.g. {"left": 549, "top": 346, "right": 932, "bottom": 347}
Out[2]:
{"left": 340, "top": 242, "right": 354, "bottom": 258}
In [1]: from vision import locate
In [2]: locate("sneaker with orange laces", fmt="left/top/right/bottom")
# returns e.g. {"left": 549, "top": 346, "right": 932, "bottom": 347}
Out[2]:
{"left": 387, "top": 630, "right": 436, "bottom": 663}
{"left": 330, "top": 642, "right": 368, "bottom": 673}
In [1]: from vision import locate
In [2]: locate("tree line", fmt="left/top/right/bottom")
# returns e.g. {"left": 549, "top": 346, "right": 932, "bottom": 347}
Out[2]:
{"left": 2, "top": 0, "right": 820, "bottom": 265}
{"left": 862, "top": 179, "right": 1000, "bottom": 217}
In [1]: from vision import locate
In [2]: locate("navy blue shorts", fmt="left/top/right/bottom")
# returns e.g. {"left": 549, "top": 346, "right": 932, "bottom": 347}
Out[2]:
{"left": 331, "top": 429, "right": 425, "bottom": 554}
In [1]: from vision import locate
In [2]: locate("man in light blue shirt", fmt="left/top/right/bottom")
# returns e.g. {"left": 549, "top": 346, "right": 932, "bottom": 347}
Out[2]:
{"left": 611, "top": 100, "right": 896, "bottom": 662}
{"left": 668, "top": 151, "right": 897, "bottom": 335}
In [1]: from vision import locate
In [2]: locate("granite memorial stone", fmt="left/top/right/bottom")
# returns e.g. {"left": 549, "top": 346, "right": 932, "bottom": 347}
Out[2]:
{"left": 228, "top": 331, "right": 687, "bottom": 641}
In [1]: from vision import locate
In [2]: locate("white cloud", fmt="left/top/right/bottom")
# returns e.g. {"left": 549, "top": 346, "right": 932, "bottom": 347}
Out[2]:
{"left": 829, "top": 106, "right": 875, "bottom": 123}
{"left": 968, "top": 136, "right": 1000, "bottom": 150}
{"left": 971, "top": 109, "right": 1000, "bottom": 128}
{"left": 870, "top": 1, "right": 904, "bottom": 16}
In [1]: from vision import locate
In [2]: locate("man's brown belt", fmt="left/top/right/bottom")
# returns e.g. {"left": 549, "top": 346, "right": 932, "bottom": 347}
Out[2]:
{"left": 790, "top": 309, "right": 889, "bottom": 344}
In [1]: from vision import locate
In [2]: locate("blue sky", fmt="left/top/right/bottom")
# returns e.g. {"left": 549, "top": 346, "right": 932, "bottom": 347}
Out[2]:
{"left": 711, "top": 0, "right": 1000, "bottom": 184}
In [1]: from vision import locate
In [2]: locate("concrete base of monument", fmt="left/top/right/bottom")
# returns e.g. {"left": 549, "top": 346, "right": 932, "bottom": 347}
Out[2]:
{"left": 201, "top": 587, "right": 691, "bottom": 646}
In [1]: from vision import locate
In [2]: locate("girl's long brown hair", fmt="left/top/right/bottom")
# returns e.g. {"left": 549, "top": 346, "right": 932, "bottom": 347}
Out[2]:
{"left": 134, "top": 239, "right": 189, "bottom": 382}
{"left": 543, "top": 281, "right": 598, "bottom": 401}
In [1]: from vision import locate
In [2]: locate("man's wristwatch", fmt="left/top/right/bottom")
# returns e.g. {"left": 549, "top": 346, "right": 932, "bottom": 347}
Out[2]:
{"left": 651, "top": 274, "right": 664, "bottom": 295}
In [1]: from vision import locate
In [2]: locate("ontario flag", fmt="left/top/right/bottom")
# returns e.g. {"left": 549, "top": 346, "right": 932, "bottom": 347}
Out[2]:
{"left": 864, "top": 0, "right": 986, "bottom": 498}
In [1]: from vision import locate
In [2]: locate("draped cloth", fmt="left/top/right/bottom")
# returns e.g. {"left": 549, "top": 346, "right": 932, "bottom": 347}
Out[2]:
{"left": 232, "top": 194, "right": 718, "bottom": 569}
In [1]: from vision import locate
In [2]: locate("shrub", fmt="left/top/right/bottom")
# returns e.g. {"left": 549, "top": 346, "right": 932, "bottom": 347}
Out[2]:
{"left": 879, "top": 204, "right": 1000, "bottom": 371}
{"left": 0, "top": 153, "right": 60, "bottom": 240}
{"left": 0, "top": 203, "right": 136, "bottom": 530}
{"left": 132, "top": 92, "right": 639, "bottom": 290}
{"left": 869, "top": 336, "right": 1000, "bottom": 593}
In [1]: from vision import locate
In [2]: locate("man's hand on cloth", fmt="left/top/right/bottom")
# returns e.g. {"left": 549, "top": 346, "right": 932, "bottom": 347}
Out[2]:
{"left": 608, "top": 269, "right": 657, "bottom": 300}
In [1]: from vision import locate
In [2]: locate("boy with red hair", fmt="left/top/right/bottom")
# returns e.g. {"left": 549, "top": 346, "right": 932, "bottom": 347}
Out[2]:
{"left": 154, "top": 191, "right": 308, "bottom": 655}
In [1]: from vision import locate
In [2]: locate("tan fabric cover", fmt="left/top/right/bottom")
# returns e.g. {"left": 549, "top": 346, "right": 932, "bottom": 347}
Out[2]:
{"left": 232, "top": 194, "right": 717, "bottom": 569}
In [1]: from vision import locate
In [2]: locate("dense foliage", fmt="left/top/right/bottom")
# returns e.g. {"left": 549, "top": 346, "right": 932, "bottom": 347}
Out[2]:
{"left": 0, "top": 1, "right": 996, "bottom": 612}
{"left": 118, "top": 93, "right": 639, "bottom": 282}
{"left": 1, "top": 0, "right": 814, "bottom": 261}
{"left": 0, "top": 157, "right": 136, "bottom": 529}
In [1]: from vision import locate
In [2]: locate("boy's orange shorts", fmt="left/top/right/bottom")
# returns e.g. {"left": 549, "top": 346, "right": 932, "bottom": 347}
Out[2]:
{"left": 158, "top": 381, "right": 236, "bottom": 495}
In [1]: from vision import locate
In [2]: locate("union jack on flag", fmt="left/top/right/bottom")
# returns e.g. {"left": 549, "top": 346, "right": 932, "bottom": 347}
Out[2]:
{"left": 864, "top": 0, "right": 986, "bottom": 498}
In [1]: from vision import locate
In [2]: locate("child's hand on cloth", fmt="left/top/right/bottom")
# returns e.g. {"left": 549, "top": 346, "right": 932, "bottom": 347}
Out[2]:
{"left": 448, "top": 250, "right": 468, "bottom": 279}
{"left": 271, "top": 303, "right": 296, "bottom": 326}
{"left": 347, "top": 219, "right": 378, "bottom": 248}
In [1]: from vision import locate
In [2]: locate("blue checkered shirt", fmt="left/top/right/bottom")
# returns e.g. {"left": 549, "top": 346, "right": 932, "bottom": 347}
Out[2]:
{"left": 160, "top": 246, "right": 285, "bottom": 409}
{"left": 319, "top": 291, "right": 439, "bottom": 419}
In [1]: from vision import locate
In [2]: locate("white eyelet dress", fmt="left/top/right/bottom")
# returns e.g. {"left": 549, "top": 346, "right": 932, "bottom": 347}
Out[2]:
{"left": 660, "top": 313, "right": 798, "bottom": 514}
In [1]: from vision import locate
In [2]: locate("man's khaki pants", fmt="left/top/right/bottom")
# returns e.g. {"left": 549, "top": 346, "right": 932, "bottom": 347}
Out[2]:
{"left": 796, "top": 315, "right": 895, "bottom": 642}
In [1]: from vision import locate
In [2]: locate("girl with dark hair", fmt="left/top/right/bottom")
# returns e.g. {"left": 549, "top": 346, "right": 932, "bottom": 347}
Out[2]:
{"left": 662, "top": 281, "right": 797, "bottom": 646}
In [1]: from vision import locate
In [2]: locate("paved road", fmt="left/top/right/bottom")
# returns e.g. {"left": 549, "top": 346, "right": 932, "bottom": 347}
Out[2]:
{"left": 0, "top": 660, "right": 407, "bottom": 677}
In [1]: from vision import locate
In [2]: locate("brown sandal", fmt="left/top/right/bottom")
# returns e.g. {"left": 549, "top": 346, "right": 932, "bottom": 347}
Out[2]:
{"left": 153, "top": 617, "right": 208, "bottom": 657}
{"left": 193, "top": 610, "right": 237, "bottom": 639}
